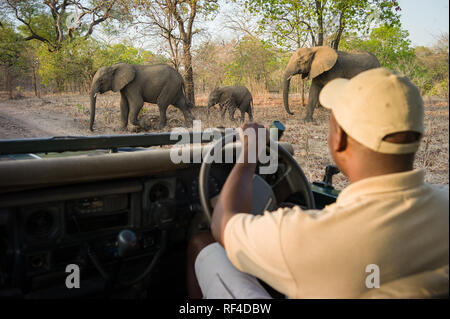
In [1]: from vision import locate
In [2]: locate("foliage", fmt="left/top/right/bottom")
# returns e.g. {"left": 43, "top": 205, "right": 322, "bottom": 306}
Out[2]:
{"left": 341, "top": 25, "right": 415, "bottom": 71}
{"left": 2, "top": 0, "right": 123, "bottom": 50}
{"left": 38, "top": 38, "right": 93, "bottom": 91}
{"left": 93, "top": 43, "right": 162, "bottom": 69}
{"left": 0, "top": 21, "right": 29, "bottom": 97}
{"left": 0, "top": 22, "right": 27, "bottom": 70}
{"left": 193, "top": 41, "right": 235, "bottom": 93}
{"left": 237, "top": 0, "right": 402, "bottom": 50}
{"left": 222, "top": 37, "right": 284, "bottom": 90}
{"left": 193, "top": 37, "right": 289, "bottom": 94}
{"left": 341, "top": 27, "right": 448, "bottom": 97}
{"left": 37, "top": 38, "right": 167, "bottom": 93}
{"left": 412, "top": 34, "right": 449, "bottom": 97}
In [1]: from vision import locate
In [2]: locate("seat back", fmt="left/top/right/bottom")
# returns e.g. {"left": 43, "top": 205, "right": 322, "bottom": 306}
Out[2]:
{"left": 360, "top": 265, "right": 449, "bottom": 299}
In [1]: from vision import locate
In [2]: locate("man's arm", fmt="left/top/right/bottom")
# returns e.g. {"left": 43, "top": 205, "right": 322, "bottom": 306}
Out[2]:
{"left": 211, "top": 123, "right": 266, "bottom": 246}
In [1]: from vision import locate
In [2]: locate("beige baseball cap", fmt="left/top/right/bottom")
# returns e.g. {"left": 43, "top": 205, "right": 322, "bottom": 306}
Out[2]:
{"left": 319, "top": 68, "right": 424, "bottom": 154}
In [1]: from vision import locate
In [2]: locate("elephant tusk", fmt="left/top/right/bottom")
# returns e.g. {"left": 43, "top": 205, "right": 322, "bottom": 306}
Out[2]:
{"left": 93, "top": 92, "right": 98, "bottom": 98}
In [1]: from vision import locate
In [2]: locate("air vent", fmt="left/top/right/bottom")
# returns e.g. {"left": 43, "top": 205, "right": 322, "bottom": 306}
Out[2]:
{"left": 149, "top": 183, "right": 170, "bottom": 202}
{"left": 25, "top": 210, "right": 56, "bottom": 239}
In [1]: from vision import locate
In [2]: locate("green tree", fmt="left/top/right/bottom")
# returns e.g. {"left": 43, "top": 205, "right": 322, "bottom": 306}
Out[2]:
{"left": 37, "top": 38, "right": 97, "bottom": 92}
{"left": 413, "top": 34, "right": 449, "bottom": 97}
{"left": 193, "top": 41, "right": 236, "bottom": 93}
{"left": 93, "top": 42, "right": 168, "bottom": 69}
{"left": 238, "top": 0, "right": 401, "bottom": 50}
{"left": 3, "top": 0, "right": 123, "bottom": 51}
{"left": 341, "top": 25, "right": 415, "bottom": 72}
{"left": 37, "top": 37, "right": 167, "bottom": 93}
{"left": 223, "top": 37, "right": 284, "bottom": 92}
{"left": 0, "top": 22, "right": 28, "bottom": 98}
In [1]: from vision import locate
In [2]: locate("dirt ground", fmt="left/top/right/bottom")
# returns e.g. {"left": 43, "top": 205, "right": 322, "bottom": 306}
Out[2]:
{"left": 0, "top": 92, "right": 448, "bottom": 189}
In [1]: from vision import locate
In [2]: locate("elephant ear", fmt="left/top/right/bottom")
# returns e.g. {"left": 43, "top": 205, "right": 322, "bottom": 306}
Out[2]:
{"left": 111, "top": 63, "right": 136, "bottom": 92}
{"left": 309, "top": 46, "right": 338, "bottom": 79}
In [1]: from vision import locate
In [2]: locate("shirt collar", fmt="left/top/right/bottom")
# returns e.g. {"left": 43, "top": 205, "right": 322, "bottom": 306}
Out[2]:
{"left": 336, "top": 169, "right": 425, "bottom": 205}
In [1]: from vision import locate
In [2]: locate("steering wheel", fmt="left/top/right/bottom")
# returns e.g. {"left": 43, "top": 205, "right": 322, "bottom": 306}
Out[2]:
{"left": 199, "top": 132, "right": 315, "bottom": 223}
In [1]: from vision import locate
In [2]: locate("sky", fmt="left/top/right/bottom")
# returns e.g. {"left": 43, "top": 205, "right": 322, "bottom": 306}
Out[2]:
{"left": 397, "top": 0, "right": 449, "bottom": 47}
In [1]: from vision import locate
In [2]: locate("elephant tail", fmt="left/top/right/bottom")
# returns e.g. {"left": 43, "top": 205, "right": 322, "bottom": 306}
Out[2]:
{"left": 248, "top": 97, "right": 254, "bottom": 121}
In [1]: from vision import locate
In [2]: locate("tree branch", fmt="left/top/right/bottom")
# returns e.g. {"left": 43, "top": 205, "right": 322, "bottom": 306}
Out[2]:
{"left": 6, "top": 0, "right": 55, "bottom": 49}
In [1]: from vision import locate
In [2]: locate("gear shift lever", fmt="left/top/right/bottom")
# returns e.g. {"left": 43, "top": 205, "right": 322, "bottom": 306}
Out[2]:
{"left": 117, "top": 229, "right": 138, "bottom": 258}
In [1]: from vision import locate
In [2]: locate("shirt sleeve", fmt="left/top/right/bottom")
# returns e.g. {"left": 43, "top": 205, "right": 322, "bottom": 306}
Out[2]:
{"left": 223, "top": 207, "right": 298, "bottom": 296}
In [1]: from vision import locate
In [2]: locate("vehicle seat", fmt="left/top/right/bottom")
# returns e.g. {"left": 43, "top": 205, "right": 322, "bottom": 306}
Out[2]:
{"left": 360, "top": 264, "right": 449, "bottom": 299}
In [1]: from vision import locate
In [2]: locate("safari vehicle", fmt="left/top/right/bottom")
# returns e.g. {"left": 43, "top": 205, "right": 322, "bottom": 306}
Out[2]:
{"left": 0, "top": 121, "right": 344, "bottom": 299}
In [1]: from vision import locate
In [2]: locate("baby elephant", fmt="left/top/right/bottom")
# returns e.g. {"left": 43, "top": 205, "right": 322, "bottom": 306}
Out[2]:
{"left": 207, "top": 86, "right": 253, "bottom": 122}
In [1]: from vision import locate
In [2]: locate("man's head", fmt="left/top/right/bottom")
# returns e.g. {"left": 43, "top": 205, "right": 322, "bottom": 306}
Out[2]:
{"left": 319, "top": 68, "right": 424, "bottom": 182}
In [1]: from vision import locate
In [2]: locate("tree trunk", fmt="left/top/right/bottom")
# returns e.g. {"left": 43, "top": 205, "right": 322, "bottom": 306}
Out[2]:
{"left": 315, "top": 0, "right": 324, "bottom": 46}
{"left": 176, "top": 0, "right": 197, "bottom": 106}
{"left": 6, "top": 68, "right": 14, "bottom": 99}
{"left": 183, "top": 43, "right": 195, "bottom": 105}
{"left": 332, "top": 11, "right": 345, "bottom": 50}
{"left": 32, "top": 66, "right": 38, "bottom": 97}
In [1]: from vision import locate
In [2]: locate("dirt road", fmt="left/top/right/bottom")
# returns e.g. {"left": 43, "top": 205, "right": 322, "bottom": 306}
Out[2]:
{"left": 0, "top": 93, "right": 448, "bottom": 187}
{"left": 0, "top": 95, "right": 111, "bottom": 138}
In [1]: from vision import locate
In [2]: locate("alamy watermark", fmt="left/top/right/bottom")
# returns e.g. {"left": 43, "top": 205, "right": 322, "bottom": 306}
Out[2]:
{"left": 65, "top": 264, "right": 80, "bottom": 289}
{"left": 365, "top": 264, "right": 380, "bottom": 288}
{"left": 169, "top": 120, "right": 279, "bottom": 174}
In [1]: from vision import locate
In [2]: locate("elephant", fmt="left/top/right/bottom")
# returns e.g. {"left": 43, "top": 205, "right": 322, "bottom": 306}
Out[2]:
{"left": 207, "top": 86, "right": 253, "bottom": 122}
{"left": 283, "top": 46, "right": 380, "bottom": 121}
{"left": 89, "top": 63, "right": 194, "bottom": 131}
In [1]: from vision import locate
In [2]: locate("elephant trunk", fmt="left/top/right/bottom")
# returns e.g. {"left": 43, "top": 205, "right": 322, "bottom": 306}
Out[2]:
{"left": 283, "top": 72, "right": 294, "bottom": 115}
{"left": 89, "top": 89, "right": 98, "bottom": 131}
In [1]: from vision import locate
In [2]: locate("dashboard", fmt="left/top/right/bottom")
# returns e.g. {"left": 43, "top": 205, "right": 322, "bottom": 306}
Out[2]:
{"left": 0, "top": 161, "right": 243, "bottom": 298}
{"left": 0, "top": 140, "right": 304, "bottom": 298}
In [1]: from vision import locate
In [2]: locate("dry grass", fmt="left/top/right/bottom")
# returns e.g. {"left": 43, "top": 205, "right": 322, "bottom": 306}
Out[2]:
{"left": 1, "top": 92, "right": 448, "bottom": 188}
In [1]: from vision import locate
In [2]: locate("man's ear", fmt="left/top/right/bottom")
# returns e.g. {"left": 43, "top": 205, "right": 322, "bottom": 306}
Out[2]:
{"left": 336, "top": 125, "right": 347, "bottom": 152}
{"left": 329, "top": 114, "right": 347, "bottom": 153}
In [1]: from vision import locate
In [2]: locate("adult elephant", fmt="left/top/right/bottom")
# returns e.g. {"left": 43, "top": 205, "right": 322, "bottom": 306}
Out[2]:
{"left": 89, "top": 63, "right": 194, "bottom": 131}
{"left": 283, "top": 46, "right": 380, "bottom": 121}
{"left": 207, "top": 86, "right": 253, "bottom": 122}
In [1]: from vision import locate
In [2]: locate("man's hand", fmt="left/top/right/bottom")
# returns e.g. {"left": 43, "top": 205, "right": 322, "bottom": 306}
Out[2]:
{"left": 237, "top": 123, "right": 270, "bottom": 164}
{"left": 211, "top": 122, "right": 269, "bottom": 246}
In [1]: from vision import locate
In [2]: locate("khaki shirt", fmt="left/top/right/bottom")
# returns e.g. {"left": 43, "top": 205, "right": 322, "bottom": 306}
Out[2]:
{"left": 224, "top": 169, "right": 449, "bottom": 298}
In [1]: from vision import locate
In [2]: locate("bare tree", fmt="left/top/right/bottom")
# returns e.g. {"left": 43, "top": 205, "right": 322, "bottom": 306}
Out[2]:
{"left": 130, "top": 0, "right": 183, "bottom": 70}
{"left": 131, "top": 0, "right": 218, "bottom": 105}
{"left": 3, "top": 0, "right": 121, "bottom": 51}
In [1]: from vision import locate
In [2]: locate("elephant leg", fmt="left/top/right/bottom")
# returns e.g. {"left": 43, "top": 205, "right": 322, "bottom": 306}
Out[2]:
{"left": 155, "top": 87, "right": 175, "bottom": 129}
{"left": 157, "top": 104, "right": 169, "bottom": 129}
{"left": 238, "top": 102, "right": 247, "bottom": 122}
{"left": 220, "top": 103, "right": 227, "bottom": 120}
{"left": 174, "top": 96, "right": 194, "bottom": 127}
{"left": 129, "top": 99, "right": 144, "bottom": 127}
{"left": 119, "top": 92, "right": 129, "bottom": 129}
{"left": 180, "top": 106, "right": 194, "bottom": 127}
{"left": 240, "top": 109, "right": 245, "bottom": 122}
{"left": 229, "top": 105, "right": 237, "bottom": 121}
{"left": 304, "top": 82, "right": 323, "bottom": 122}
